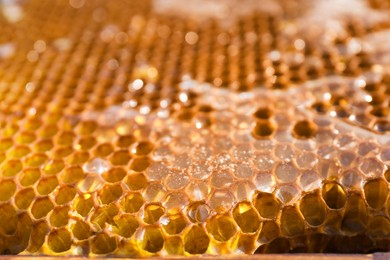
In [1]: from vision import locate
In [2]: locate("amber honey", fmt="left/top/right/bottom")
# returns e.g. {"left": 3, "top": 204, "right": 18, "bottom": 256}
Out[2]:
{"left": 1, "top": 0, "right": 390, "bottom": 256}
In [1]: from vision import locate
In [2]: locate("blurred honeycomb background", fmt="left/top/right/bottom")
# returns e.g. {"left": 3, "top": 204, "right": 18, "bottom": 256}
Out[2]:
{"left": 2, "top": 0, "right": 390, "bottom": 256}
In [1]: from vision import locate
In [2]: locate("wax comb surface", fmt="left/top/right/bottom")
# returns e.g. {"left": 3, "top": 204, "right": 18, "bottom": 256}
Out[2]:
{"left": 1, "top": 0, "right": 390, "bottom": 256}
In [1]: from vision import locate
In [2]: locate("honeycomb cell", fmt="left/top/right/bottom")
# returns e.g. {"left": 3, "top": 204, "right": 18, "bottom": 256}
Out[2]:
{"left": 73, "top": 194, "right": 94, "bottom": 217}
{"left": 184, "top": 224, "right": 210, "bottom": 254}
{"left": 206, "top": 215, "right": 237, "bottom": 242}
{"left": 8, "top": 145, "right": 31, "bottom": 158}
{"left": 62, "top": 166, "right": 85, "bottom": 183}
{"left": 187, "top": 202, "right": 210, "bottom": 223}
{"left": 55, "top": 131, "right": 75, "bottom": 146}
{"left": 67, "top": 151, "right": 90, "bottom": 164}
{"left": 143, "top": 203, "right": 165, "bottom": 224}
{"left": 341, "top": 193, "right": 369, "bottom": 234}
{"left": 27, "top": 221, "right": 49, "bottom": 253}
{"left": 120, "top": 192, "right": 144, "bottom": 213}
{"left": 299, "top": 192, "right": 327, "bottom": 226}
{"left": 98, "top": 183, "right": 123, "bottom": 204}
{"left": 114, "top": 214, "right": 139, "bottom": 238}
{"left": 275, "top": 162, "right": 299, "bottom": 183}
{"left": 76, "top": 120, "right": 98, "bottom": 135}
{"left": 16, "top": 131, "right": 36, "bottom": 144}
{"left": 91, "top": 204, "right": 119, "bottom": 230}
{"left": 47, "top": 228, "right": 72, "bottom": 253}
{"left": 102, "top": 167, "right": 127, "bottom": 183}
{"left": 254, "top": 107, "right": 273, "bottom": 120}
{"left": 131, "top": 141, "right": 154, "bottom": 156}
{"left": 232, "top": 201, "right": 261, "bottom": 233}
{"left": 292, "top": 120, "right": 317, "bottom": 139}
{"left": 253, "top": 192, "right": 281, "bottom": 219}
{"left": 42, "top": 160, "right": 65, "bottom": 176}
{"left": 0, "top": 137, "right": 13, "bottom": 152}
{"left": 76, "top": 136, "right": 96, "bottom": 150}
{"left": 0, "top": 203, "right": 18, "bottom": 235}
{"left": 280, "top": 206, "right": 305, "bottom": 237}
{"left": 52, "top": 146, "right": 74, "bottom": 159}
{"left": 31, "top": 197, "right": 54, "bottom": 219}
{"left": 0, "top": 179, "right": 16, "bottom": 201}
{"left": 252, "top": 121, "right": 276, "bottom": 139}
{"left": 125, "top": 172, "right": 148, "bottom": 190}
{"left": 24, "top": 153, "right": 47, "bottom": 167}
{"left": 19, "top": 168, "right": 41, "bottom": 187}
{"left": 34, "top": 139, "right": 54, "bottom": 153}
{"left": 116, "top": 135, "right": 136, "bottom": 148}
{"left": 71, "top": 218, "right": 91, "bottom": 240}
{"left": 363, "top": 178, "right": 388, "bottom": 209}
{"left": 15, "top": 188, "right": 36, "bottom": 209}
{"left": 94, "top": 143, "right": 114, "bottom": 157}
{"left": 321, "top": 182, "right": 347, "bottom": 209}
{"left": 139, "top": 226, "right": 164, "bottom": 253}
{"left": 49, "top": 206, "right": 70, "bottom": 227}
{"left": 161, "top": 212, "right": 187, "bottom": 235}
{"left": 164, "top": 236, "right": 184, "bottom": 255}
{"left": 109, "top": 150, "right": 131, "bottom": 166}
{"left": 129, "top": 157, "right": 150, "bottom": 172}
{"left": 90, "top": 233, "right": 117, "bottom": 255}
{"left": 257, "top": 221, "right": 280, "bottom": 244}
{"left": 1, "top": 159, "right": 23, "bottom": 177}
{"left": 55, "top": 185, "right": 77, "bottom": 205}
{"left": 36, "top": 176, "right": 59, "bottom": 195}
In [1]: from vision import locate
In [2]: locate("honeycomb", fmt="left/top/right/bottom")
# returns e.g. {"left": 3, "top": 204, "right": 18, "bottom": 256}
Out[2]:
{"left": 2, "top": 0, "right": 390, "bottom": 256}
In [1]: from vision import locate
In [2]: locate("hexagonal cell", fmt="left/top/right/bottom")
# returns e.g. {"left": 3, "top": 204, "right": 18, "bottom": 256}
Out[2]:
{"left": 109, "top": 150, "right": 131, "bottom": 166}
{"left": 292, "top": 120, "right": 317, "bottom": 139}
{"left": 91, "top": 204, "right": 119, "bottom": 230}
{"left": 257, "top": 221, "right": 280, "bottom": 245}
{"left": 299, "top": 192, "right": 327, "bottom": 226}
{"left": 206, "top": 214, "right": 237, "bottom": 242}
{"left": 143, "top": 203, "right": 165, "bottom": 224}
{"left": 184, "top": 224, "right": 210, "bottom": 254}
{"left": 55, "top": 185, "right": 77, "bottom": 205}
{"left": 0, "top": 179, "right": 16, "bottom": 202}
{"left": 102, "top": 167, "right": 127, "bottom": 183}
{"left": 161, "top": 212, "right": 188, "bottom": 235}
{"left": 98, "top": 183, "right": 123, "bottom": 204}
{"left": 49, "top": 205, "right": 70, "bottom": 227}
{"left": 253, "top": 192, "right": 281, "bottom": 219}
{"left": 139, "top": 226, "right": 164, "bottom": 253}
{"left": 232, "top": 201, "right": 261, "bottom": 233}
{"left": 36, "top": 176, "right": 59, "bottom": 195}
{"left": 73, "top": 194, "right": 94, "bottom": 217}
{"left": 1, "top": 159, "right": 23, "bottom": 177}
{"left": 114, "top": 214, "right": 139, "bottom": 238}
{"left": 71, "top": 218, "right": 92, "bottom": 240}
{"left": 90, "top": 233, "right": 117, "bottom": 255}
{"left": 129, "top": 157, "right": 151, "bottom": 172}
{"left": 47, "top": 228, "right": 72, "bottom": 253}
{"left": 27, "top": 220, "right": 49, "bottom": 253}
{"left": 0, "top": 203, "right": 18, "bottom": 235}
{"left": 322, "top": 182, "right": 347, "bottom": 210}
{"left": 363, "top": 178, "right": 388, "bottom": 210}
{"left": 251, "top": 121, "right": 276, "bottom": 139}
{"left": 119, "top": 192, "right": 144, "bottom": 213}
{"left": 15, "top": 188, "right": 36, "bottom": 210}
{"left": 341, "top": 193, "right": 369, "bottom": 234}
{"left": 31, "top": 197, "right": 54, "bottom": 219}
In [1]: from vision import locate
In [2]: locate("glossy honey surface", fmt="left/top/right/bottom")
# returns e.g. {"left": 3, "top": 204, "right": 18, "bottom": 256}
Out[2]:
{"left": 1, "top": 0, "right": 390, "bottom": 256}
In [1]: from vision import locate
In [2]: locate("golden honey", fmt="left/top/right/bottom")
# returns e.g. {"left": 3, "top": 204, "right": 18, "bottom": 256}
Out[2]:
{"left": 1, "top": 0, "right": 390, "bottom": 256}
